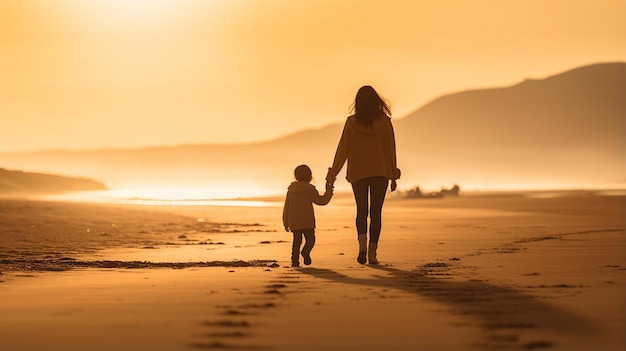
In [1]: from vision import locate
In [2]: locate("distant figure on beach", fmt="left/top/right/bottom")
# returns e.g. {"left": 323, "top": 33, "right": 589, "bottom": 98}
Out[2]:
{"left": 283, "top": 164, "right": 334, "bottom": 267}
{"left": 326, "top": 85, "right": 400, "bottom": 265}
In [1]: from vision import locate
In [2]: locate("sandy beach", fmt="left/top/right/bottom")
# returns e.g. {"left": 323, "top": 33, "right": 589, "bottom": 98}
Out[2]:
{"left": 0, "top": 192, "right": 624, "bottom": 350}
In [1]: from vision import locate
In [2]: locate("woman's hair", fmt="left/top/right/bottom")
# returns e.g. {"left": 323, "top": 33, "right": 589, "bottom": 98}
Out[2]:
{"left": 350, "top": 85, "right": 391, "bottom": 127}
{"left": 294, "top": 164, "right": 313, "bottom": 182}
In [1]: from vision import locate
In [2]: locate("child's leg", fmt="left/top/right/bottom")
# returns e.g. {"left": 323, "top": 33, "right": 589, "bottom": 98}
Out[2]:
{"left": 291, "top": 231, "right": 303, "bottom": 266}
{"left": 301, "top": 229, "right": 316, "bottom": 254}
{"left": 301, "top": 229, "right": 315, "bottom": 265}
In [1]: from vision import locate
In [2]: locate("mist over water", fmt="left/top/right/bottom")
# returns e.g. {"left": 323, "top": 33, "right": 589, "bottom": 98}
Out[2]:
{"left": 36, "top": 184, "right": 626, "bottom": 208}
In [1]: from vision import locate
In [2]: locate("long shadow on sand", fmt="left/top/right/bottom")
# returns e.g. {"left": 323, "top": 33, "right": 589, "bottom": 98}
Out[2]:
{"left": 299, "top": 264, "right": 595, "bottom": 349}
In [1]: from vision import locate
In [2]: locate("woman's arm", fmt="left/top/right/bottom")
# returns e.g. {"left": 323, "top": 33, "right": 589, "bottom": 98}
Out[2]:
{"left": 389, "top": 119, "right": 399, "bottom": 179}
{"left": 388, "top": 119, "right": 400, "bottom": 191}
{"left": 326, "top": 121, "right": 349, "bottom": 182}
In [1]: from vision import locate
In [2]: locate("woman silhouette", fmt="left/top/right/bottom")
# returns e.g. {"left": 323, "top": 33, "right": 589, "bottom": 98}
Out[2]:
{"left": 326, "top": 85, "right": 400, "bottom": 264}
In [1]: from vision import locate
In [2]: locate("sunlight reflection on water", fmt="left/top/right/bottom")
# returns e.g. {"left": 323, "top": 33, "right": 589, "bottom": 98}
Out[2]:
{"left": 42, "top": 188, "right": 283, "bottom": 207}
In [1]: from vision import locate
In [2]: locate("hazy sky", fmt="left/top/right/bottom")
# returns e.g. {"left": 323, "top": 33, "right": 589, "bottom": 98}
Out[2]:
{"left": 1, "top": 0, "right": 624, "bottom": 152}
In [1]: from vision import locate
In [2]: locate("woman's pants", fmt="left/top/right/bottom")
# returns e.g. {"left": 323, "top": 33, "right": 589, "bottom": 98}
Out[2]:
{"left": 351, "top": 176, "right": 389, "bottom": 243}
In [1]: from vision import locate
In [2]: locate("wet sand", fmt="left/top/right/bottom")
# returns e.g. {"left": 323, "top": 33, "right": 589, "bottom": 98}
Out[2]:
{"left": 0, "top": 193, "right": 624, "bottom": 350}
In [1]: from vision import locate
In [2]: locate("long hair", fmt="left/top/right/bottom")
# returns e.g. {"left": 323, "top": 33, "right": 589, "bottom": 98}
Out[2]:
{"left": 350, "top": 85, "right": 391, "bottom": 127}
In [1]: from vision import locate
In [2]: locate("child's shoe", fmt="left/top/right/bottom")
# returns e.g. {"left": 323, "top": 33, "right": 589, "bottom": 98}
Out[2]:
{"left": 291, "top": 261, "right": 300, "bottom": 267}
{"left": 301, "top": 251, "right": 312, "bottom": 265}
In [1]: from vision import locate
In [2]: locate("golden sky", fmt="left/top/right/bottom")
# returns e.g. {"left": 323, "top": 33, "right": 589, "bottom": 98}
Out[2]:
{"left": 1, "top": 0, "right": 624, "bottom": 152}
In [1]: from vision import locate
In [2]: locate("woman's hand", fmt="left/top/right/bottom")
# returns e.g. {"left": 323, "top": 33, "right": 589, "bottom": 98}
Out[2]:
{"left": 395, "top": 168, "right": 401, "bottom": 179}
{"left": 325, "top": 167, "right": 337, "bottom": 183}
{"left": 390, "top": 179, "right": 397, "bottom": 192}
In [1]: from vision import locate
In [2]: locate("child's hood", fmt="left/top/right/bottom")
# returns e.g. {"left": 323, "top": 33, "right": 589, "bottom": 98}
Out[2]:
{"left": 348, "top": 115, "right": 390, "bottom": 136}
{"left": 287, "top": 181, "right": 316, "bottom": 193}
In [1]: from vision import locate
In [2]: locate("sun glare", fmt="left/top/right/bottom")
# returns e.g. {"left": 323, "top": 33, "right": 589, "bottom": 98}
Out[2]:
{"left": 89, "top": 0, "right": 178, "bottom": 15}
{"left": 76, "top": 0, "right": 193, "bottom": 27}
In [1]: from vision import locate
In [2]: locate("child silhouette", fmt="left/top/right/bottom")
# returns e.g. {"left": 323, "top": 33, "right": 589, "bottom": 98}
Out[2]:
{"left": 282, "top": 165, "right": 333, "bottom": 267}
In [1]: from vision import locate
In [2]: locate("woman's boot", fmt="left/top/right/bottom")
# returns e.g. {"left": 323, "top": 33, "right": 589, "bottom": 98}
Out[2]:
{"left": 357, "top": 234, "right": 367, "bottom": 264}
{"left": 368, "top": 242, "right": 379, "bottom": 264}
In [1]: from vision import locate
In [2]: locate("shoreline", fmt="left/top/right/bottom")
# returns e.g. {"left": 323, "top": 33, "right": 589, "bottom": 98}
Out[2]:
{"left": 3, "top": 186, "right": 624, "bottom": 206}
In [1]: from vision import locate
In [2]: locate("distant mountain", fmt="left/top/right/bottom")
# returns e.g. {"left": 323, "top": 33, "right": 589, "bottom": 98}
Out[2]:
{"left": 0, "top": 62, "right": 623, "bottom": 192}
{"left": 0, "top": 168, "right": 107, "bottom": 193}
{"left": 393, "top": 62, "right": 625, "bottom": 189}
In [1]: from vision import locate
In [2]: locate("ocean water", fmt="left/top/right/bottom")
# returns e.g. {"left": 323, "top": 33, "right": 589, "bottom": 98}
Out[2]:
{"left": 40, "top": 187, "right": 284, "bottom": 207}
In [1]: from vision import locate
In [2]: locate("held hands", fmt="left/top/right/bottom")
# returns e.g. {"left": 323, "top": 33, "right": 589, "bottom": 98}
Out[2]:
{"left": 325, "top": 180, "right": 334, "bottom": 193}
{"left": 325, "top": 167, "right": 336, "bottom": 193}
{"left": 325, "top": 167, "right": 336, "bottom": 184}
